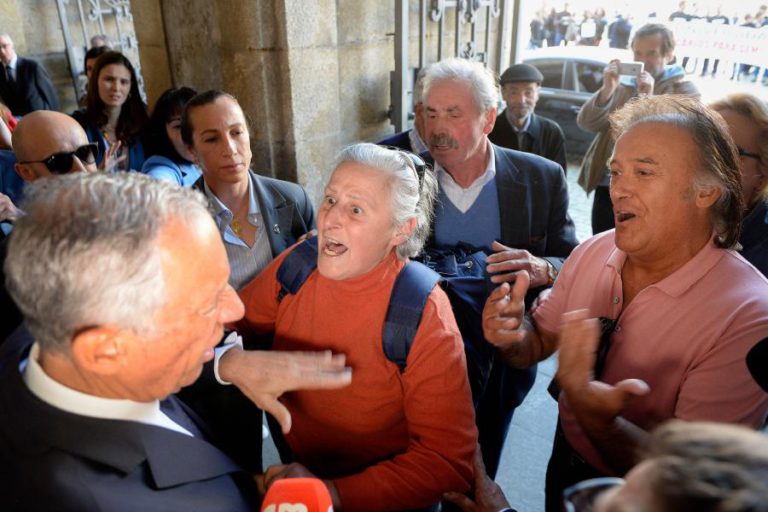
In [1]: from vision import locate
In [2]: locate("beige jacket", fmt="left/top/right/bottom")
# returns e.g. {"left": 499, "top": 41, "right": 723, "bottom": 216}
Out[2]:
{"left": 576, "top": 66, "right": 700, "bottom": 194}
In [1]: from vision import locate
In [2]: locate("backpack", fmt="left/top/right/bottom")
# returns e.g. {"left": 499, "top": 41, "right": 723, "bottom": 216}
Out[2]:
{"left": 276, "top": 238, "right": 495, "bottom": 405}
{"left": 276, "top": 237, "right": 440, "bottom": 372}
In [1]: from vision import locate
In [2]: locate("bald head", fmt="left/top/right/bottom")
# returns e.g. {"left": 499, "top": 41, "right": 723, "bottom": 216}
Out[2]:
{"left": 13, "top": 111, "right": 95, "bottom": 181}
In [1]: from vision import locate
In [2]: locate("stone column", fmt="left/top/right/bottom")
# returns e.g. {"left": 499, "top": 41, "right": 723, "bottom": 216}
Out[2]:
{"left": 148, "top": 0, "right": 394, "bottom": 204}
{"left": 131, "top": 0, "right": 173, "bottom": 108}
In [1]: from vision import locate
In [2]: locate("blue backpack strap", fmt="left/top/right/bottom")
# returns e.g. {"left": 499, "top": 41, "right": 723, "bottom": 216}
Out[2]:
{"left": 382, "top": 261, "right": 441, "bottom": 372}
{"left": 276, "top": 237, "right": 319, "bottom": 302}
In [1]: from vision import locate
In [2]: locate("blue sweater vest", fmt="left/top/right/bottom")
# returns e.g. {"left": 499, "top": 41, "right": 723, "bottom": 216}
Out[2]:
{"left": 433, "top": 179, "right": 501, "bottom": 251}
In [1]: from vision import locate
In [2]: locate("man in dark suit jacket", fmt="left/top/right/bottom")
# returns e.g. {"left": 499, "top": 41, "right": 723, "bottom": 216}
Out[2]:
{"left": 0, "top": 172, "right": 350, "bottom": 511}
{"left": 0, "top": 34, "right": 59, "bottom": 116}
{"left": 421, "top": 58, "right": 578, "bottom": 479}
{"left": 489, "top": 63, "right": 568, "bottom": 173}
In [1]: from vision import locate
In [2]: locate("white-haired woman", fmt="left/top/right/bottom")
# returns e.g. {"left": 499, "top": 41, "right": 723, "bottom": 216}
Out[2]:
{"left": 234, "top": 143, "right": 477, "bottom": 511}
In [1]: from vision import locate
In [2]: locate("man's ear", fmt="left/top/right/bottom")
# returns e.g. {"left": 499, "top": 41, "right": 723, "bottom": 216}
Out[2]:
{"left": 695, "top": 185, "right": 721, "bottom": 208}
{"left": 14, "top": 162, "right": 36, "bottom": 182}
{"left": 70, "top": 326, "right": 131, "bottom": 376}
{"left": 483, "top": 106, "right": 498, "bottom": 135}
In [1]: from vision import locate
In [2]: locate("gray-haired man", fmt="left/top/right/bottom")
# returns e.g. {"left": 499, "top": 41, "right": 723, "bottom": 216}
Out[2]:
{"left": 0, "top": 172, "right": 350, "bottom": 511}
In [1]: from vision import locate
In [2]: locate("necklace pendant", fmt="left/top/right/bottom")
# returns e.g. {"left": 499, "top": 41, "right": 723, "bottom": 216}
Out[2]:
{"left": 231, "top": 218, "right": 242, "bottom": 237}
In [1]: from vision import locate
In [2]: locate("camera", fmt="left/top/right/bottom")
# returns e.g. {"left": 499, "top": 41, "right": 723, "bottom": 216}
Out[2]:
{"left": 617, "top": 62, "right": 644, "bottom": 76}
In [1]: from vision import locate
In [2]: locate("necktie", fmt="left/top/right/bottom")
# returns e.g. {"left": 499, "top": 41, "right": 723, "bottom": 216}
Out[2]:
{"left": 4, "top": 65, "right": 13, "bottom": 83}
{"left": 159, "top": 396, "right": 205, "bottom": 438}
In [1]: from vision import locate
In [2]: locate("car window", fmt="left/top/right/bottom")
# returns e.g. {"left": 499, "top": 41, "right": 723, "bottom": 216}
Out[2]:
{"left": 529, "top": 60, "right": 565, "bottom": 89}
{"left": 576, "top": 62, "right": 604, "bottom": 93}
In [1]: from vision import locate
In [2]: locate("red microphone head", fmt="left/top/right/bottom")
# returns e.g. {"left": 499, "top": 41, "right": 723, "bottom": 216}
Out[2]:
{"left": 261, "top": 478, "right": 334, "bottom": 512}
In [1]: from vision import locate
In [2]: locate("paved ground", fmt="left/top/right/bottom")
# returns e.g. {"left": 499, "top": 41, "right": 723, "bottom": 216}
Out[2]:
{"left": 498, "top": 161, "right": 592, "bottom": 512}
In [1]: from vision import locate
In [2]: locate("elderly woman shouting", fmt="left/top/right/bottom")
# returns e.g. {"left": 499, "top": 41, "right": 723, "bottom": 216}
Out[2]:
{"left": 223, "top": 143, "right": 477, "bottom": 511}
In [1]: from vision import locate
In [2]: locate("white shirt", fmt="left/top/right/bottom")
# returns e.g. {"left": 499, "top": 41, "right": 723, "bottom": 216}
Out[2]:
{"left": 22, "top": 343, "right": 193, "bottom": 436}
{"left": 435, "top": 141, "right": 496, "bottom": 213}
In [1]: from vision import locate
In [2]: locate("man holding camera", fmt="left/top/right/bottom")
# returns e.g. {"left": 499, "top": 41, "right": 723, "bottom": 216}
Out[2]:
{"left": 576, "top": 23, "right": 699, "bottom": 234}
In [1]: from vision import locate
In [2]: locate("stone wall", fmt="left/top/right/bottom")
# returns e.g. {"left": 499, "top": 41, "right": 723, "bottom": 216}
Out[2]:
{"left": 5, "top": 1, "right": 511, "bottom": 206}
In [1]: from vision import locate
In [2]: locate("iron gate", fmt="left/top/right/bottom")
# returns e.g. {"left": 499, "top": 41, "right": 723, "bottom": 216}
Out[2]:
{"left": 390, "top": 0, "right": 521, "bottom": 132}
{"left": 55, "top": 0, "right": 145, "bottom": 102}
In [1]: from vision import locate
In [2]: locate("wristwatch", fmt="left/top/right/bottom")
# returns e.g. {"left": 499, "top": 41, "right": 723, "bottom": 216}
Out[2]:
{"left": 544, "top": 260, "right": 559, "bottom": 287}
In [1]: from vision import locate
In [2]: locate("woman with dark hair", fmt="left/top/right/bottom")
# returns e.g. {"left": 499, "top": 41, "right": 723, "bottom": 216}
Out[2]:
{"left": 180, "top": 90, "right": 315, "bottom": 289}
{"left": 141, "top": 86, "right": 200, "bottom": 186}
{"left": 71, "top": 51, "right": 148, "bottom": 172}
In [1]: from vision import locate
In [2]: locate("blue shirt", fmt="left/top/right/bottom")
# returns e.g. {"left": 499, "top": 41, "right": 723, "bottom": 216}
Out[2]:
{"left": 141, "top": 155, "right": 201, "bottom": 187}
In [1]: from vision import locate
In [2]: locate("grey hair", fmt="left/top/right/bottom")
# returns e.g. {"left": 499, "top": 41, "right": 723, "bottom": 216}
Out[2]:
{"left": 609, "top": 95, "right": 743, "bottom": 249}
{"left": 4, "top": 172, "right": 210, "bottom": 352}
{"left": 420, "top": 57, "right": 500, "bottom": 113}
{"left": 332, "top": 143, "right": 437, "bottom": 259}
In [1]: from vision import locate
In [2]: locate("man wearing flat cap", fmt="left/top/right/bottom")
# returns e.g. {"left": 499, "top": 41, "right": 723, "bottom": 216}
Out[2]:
{"left": 489, "top": 63, "right": 568, "bottom": 173}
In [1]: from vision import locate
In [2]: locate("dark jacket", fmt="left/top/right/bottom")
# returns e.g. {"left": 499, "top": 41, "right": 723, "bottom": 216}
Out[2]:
{"left": 378, "top": 129, "right": 415, "bottom": 152}
{"left": 741, "top": 199, "right": 768, "bottom": 278}
{"left": 0, "top": 332, "right": 260, "bottom": 512}
{"left": 193, "top": 169, "right": 316, "bottom": 259}
{"left": 489, "top": 111, "right": 568, "bottom": 175}
{"left": 0, "top": 57, "right": 59, "bottom": 116}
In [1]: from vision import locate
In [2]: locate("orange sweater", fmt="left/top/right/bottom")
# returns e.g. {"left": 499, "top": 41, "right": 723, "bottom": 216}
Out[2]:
{"left": 238, "top": 248, "right": 477, "bottom": 511}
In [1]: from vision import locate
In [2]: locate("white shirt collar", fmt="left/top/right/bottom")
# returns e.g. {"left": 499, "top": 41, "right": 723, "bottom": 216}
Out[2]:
{"left": 408, "top": 128, "right": 429, "bottom": 155}
{"left": 22, "top": 343, "right": 192, "bottom": 436}
{"left": 435, "top": 141, "right": 496, "bottom": 213}
{"left": 6, "top": 54, "right": 17, "bottom": 70}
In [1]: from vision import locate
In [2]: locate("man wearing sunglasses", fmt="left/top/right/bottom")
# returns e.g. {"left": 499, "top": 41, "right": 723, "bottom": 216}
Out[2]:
{"left": 1, "top": 110, "right": 98, "bottom": 341}
{"left": 483, "top": 95, "right": 768, "bottom": 512}
{"left": 1, "top": 111, "right": 96, "bottom": 223}
{"left": 13, "top": 110, "right": 97, "bottom": 179}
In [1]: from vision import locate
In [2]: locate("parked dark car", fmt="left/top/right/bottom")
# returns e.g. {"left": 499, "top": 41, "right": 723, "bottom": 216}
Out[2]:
{"left": 521, "top": 46, "right": 633, "bottom": 159}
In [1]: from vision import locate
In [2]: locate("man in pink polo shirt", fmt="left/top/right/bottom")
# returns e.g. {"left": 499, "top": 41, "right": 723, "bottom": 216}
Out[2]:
{"left": 483, "top": 95, "right": 768, "bottom": 512}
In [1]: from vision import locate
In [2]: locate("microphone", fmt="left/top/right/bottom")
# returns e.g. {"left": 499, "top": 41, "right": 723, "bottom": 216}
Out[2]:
{"left": 261, "top": 478, "right": 334, "bottom": 512}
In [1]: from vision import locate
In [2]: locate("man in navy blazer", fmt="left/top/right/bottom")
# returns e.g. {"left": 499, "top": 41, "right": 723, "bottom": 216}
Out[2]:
{"left": 0, "top": 172, "right": 350, "bottom": 511}
{"left": 420, "top": 58, "right": 578, "bottom": 479}
{"left": 0, "top": 34, "right": 59, "bottom": 116}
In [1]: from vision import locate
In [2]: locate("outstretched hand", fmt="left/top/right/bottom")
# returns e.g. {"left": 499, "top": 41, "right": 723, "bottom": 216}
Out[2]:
{"left": 99, "top": 141, "right": 126, "bottom": 172}
{"left": 219, "top": 348, "right": 352, "bottom": 433}
{"left": 556, "top": 310, "right": 649, "bottom": 426}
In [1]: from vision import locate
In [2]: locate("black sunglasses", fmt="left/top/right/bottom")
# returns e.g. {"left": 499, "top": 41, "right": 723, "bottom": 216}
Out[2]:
{"left": 18, "top": 143, "right": 98, "bottom": 174}
{"left": 737, "top": 147, "right": 761, "bottom": 162}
